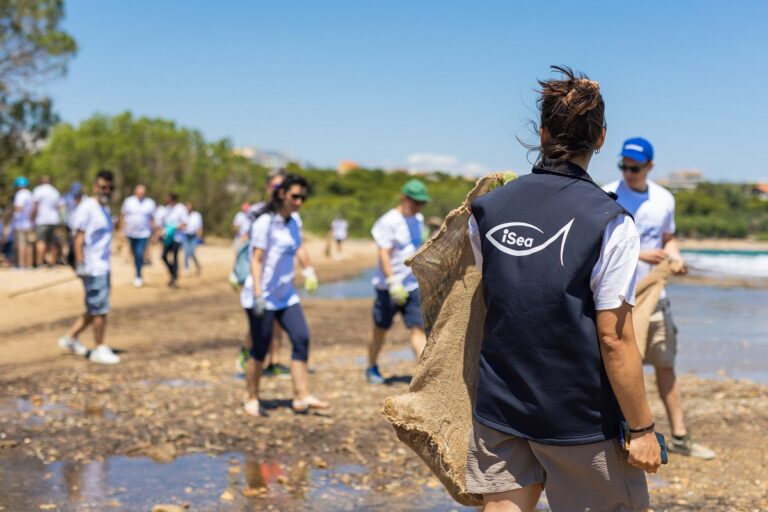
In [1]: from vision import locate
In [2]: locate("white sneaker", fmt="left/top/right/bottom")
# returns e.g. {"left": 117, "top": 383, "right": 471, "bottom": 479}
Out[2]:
{"left": 133, "top": 277, "right": 144, "bottom": 288}
{"left": 58, "top": 336, "right": 88, "bottom": 357}
{"left": 89, "top": 345, "right": 121, "bottom": 364}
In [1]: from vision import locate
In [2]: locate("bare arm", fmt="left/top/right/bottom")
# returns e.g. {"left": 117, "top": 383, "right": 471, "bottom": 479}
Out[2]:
{"left": 378, "top": 247, "right": 395, "bottom": 279}
{"left": 296, "top": 245, "right": 311, "bottom": 269}
{"left": 251, "top": 247, "right": 265, "bottom": 297}
{"left": 597, "top": 303, "right": 661, "bottom": 472}
{"left": 31, "top": 202, "right": 39, "bottom": 225}
{"left": 74, "top": 230, "right": 86, "bottom": 265}
{"left": 663, "top": 233, "right": 687, "bottom": 274}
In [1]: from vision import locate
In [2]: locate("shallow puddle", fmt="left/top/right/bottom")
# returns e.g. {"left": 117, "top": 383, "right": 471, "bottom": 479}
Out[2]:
{"left": 0, "top": 452, "right": 480, "bottom": 511}
{"left": 0, "top": 396, "right": 115, "bottom": 426}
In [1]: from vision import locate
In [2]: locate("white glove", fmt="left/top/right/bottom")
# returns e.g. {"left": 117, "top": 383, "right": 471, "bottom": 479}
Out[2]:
{"left": 75, "top": 262, "right": 88, "bottom": 278}
{"left": 252, "top": 295, "right": 267, "bottom": 317}
{"left": 302, "top": 267, "right": 318, "bottom": 294}
{"left": 386, "top": 276, "right": 409, "bottom": 306}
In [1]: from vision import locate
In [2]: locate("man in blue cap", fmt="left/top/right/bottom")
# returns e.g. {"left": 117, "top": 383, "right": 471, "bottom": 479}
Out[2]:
{"left": 12, "top": 176, "right": 34, "bottom": 269}
{"left": 604, "top": 137, "right": 715, "bottom": 460}
{"left": 366, "top": 179, "right": 430, "bottom": 384}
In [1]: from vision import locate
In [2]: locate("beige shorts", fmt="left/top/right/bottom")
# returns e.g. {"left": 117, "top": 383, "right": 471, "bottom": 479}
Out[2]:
{"left": 644, "top": 299, "right": 677, "bottom": 368}
{"left": 466, "top": 419, "right": 649, "bottom": 511}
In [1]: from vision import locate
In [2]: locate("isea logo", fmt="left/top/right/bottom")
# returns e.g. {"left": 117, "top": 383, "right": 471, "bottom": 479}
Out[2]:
{"left": 485, "top": 219, "right": 575, "bottom": 266}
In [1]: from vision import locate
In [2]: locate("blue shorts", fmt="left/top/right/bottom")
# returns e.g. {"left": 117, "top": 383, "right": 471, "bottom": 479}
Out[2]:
{"left": 373, "top": 288, "right": 424, "bottom": 330}
{"left": 83, "top": 273, "right": 110, "bottom": 315}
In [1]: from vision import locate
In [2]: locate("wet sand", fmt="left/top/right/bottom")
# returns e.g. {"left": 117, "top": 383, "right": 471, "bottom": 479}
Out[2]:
{"left": 1, "top": 239, "right": 767, "bottom": 510}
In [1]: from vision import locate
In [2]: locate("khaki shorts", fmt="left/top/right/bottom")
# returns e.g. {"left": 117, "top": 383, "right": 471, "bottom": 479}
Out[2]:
{"left": 466, "top": 419, "right": 649, "bottom": 511}
{"left": 644, "top": 299, "right": 677, "bottom": 368}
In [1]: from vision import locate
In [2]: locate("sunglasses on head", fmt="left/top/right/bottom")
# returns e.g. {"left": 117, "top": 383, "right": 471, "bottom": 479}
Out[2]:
{"left": 618, "top": 163, "right": 644, "bottom": 174}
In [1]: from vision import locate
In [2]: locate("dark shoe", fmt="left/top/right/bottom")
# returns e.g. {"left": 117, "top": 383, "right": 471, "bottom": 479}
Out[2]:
{"left": 365, "top": 365, "right": 385, "bottom": 385}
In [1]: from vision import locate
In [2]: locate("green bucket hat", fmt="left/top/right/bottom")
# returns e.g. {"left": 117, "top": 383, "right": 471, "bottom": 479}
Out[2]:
{"left": 401, "top": 178, "right": 431, "bottom": 203}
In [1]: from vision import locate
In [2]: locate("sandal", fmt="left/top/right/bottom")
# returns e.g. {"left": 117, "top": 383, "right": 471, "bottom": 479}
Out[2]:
{"left": 243, "top": 399, "right": 261, "bottom": 417}
{"left": 292, "top": 395, "right": 330, "bottom": 413}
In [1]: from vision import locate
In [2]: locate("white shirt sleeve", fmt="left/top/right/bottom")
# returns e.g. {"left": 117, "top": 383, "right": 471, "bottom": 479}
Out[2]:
{"left": 591, "top": 214, "right": 640, "bottom": 310}
{"left": 468, "top": 214, "right": 483, "bottom": 267}
{"left": 663, "top": 196, "right": 676, "bottom": 235}
{"left": 250, "top": 214, "right": 271, "bottom": 250}
{"left": 71, "top": 201, "right": 91, "bottom": 232}
{"left": 371, "top": 216, "right": 394, "bottom": 249}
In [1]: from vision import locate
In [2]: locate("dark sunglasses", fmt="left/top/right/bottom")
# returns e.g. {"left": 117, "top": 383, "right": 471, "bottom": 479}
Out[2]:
{"left": 617, "top": 163, "right": 643, "bottom": 174}
{"left": 97, "top": 183, "right": 114, "bottom": 191}
{"left": 289, "top": 193, "right": 307, "bottom": 201}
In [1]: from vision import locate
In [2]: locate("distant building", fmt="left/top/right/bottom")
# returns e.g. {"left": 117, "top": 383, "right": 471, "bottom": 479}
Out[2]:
{"left": 234, "top": 146, "right": 299, "bottom": 169}
{"left": 750, "top": 183, "right": 768, "bottom": 201}
{"left": 337, "top": 160, "right": 359, "bottom": 175}
{"left": 656, "top": 170, "right": 704, "bottom": 192}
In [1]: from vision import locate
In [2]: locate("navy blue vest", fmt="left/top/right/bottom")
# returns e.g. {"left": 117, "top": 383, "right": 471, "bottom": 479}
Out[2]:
{"left": 471, "top": 160, "right": 627, "bottom": 445}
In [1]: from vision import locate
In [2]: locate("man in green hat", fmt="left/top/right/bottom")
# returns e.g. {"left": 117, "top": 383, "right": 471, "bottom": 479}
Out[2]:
{"left": 366, "top": 179, "right": 430, "bottom": 384}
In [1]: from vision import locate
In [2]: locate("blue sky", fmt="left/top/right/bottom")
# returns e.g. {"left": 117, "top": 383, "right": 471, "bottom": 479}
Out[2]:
{"left": 47, "top": 0, "right": 768, "bottom": 183}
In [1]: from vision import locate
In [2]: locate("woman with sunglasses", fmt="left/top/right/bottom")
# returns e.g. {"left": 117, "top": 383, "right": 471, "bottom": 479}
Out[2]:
{"left": 240, "top": 173, "right": 327, "bottom": 417}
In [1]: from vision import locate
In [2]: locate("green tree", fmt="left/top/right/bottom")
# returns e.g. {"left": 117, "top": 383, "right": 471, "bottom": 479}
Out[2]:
{"left": 0, "top": 0, "right": 77, "bottom": 177}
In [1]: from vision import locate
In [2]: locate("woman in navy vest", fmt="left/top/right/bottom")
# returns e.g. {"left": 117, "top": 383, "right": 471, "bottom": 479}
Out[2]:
{"left": 466, "top": 66, "right": 661, "bottom": 512}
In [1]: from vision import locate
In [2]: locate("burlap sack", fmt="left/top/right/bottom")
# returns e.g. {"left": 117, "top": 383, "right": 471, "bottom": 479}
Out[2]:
{"left": 632, "top": 259, "right": 682, "bottom": 357}
{"left": 381, "top": 173, "right": 505, "bottom": 506}
{"left": 381, "top": 174, "right": 672, "bottom": 506}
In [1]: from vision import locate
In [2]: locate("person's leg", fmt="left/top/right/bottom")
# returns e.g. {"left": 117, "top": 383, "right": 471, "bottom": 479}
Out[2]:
{"left": 170, "top": 242, "right": 180, "bottom": 281}
{"left": 244, "top": 308, "right": 274, "bottom": 401}
{"left": 403, "top": 288, "right": 426, "bottom": 359}
{"left": 369, "top": 289, "right": 395, "bottom": 367}
{"left": 189, "top": 238, "right": 200, "bottom": 274}
{"left": 161, "top": 241, "right": 173, "bottom": 275}
{"left": 655, "top": 366, "right": 686, "bottom": 436}
{"left": 91, "top": 315, "right": 107, "bottom": 346}
{"left": 183, "top": 235, "right": 192, "bottom": 270}
{"left": 35, "top": 236, "right": 46, "bottom": 267}
{"left": 276, "top": 306, "right": 311, "bottom": 399}
{"left": 68, "top": 313, "right": 93, "bottom": 339}
{"left": 266, "top": 322, "right": 284, "bottom": 368}
{"left": 483, "top": 487, "right": 542, "bottom": 512}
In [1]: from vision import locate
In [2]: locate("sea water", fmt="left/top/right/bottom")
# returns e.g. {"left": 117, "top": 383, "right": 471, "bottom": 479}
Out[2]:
{"left": 682, "top": 248, "right": 768, "bottom": 278}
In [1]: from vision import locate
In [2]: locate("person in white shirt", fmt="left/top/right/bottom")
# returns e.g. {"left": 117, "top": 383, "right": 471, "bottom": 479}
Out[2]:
{"left": 330, "top": 215, "right": 349, "bottom": 258}
{"left": 120, "top": 184, "right": 156, "bottom": 288}
{"left": 604, "top": 137, "right": 715, "bottom": 460}
{"left": 30, "top": 176, "right": 62, "bottom": 267}
{"left": 58, "top": 170, "right": 120, "bottom": 365}
{"left": 12, "top": 176, "right": 34, "bottom": 269}
{"left": 240, "top": 174, "right": 326, "bottom": 417}
{"left": 365, "top": 179, "right": 430, "bottom": 385}
{"left": 161, "top": 193, "right": 188, "bottom": 288}
{"left": 232, "top": 203, "right": 250, "bottom": 247}
{"left": 183, "top": 201, "right": 203, "bottom": 275}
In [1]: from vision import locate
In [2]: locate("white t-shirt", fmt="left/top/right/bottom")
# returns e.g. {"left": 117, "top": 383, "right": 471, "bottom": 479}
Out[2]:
{"left": 469, "top": 213, "right": 640, "bottom": 310}
{"left": 233, "top": 211, "right": 249, "bottom": 240}
{"left": 12, "top": 189, "right": 34, "bottom": 231}
{"left": 185, "top": 211, "right": 203, "bottom": 235}
{"left": 371, "top": 209, "right": 425, "bottom": 292}
{"left": 603, "top": 180, "right": 675, "bottom": 294}
{"left": 240, "top": 213, "right": 303, "bottom": 311}
{"left": 332, "top": 218, "right": 349, "bottom": 240}
{"left": 71, "top": 197, "right": 113, "bottom": 276}
{"left": 32, "top": 183, "right": 62, "bottom": 226}
{"left": 164, "top": 203, "right": 189, "bottom": 243}
{"left": 153, "top": 205, "right": 167, "bottom": 230}
{"left": 121, "top": 195, "right": 156, "bottom": 239}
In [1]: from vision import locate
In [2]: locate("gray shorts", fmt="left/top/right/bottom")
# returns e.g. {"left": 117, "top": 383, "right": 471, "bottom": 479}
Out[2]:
{"left": 644, "top": 299, "right": 677, "bottom": 368}
{"left": 466, "top": 419, "right": 650, "bottom": 511}
{"left": 35, "top": 224, "right": 57, "bottom": 244}
{"left": 83, "top": 273, "right": 110, "bottom": 315}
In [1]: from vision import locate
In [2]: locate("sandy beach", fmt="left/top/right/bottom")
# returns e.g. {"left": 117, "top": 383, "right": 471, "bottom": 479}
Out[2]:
{"left": 1, "top": 238, "right": 767, "bottom": 510}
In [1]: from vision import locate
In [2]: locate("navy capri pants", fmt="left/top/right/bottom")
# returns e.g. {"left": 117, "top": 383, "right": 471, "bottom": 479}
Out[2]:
{"left": 244, "top": 303, "right": 310, "bottom": 362}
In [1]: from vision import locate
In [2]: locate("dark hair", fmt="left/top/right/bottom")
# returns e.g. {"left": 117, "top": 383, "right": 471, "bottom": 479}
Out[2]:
{"left": 265, "top": 166, "right": 286, "bottom": 185}
{"left": 168, "top": 192, "right": 179, "bottom": 202}
{"left": 96, "top": 169, "right": 114, "bottom": 182}
{"left": 265, "top": 173, "right": 309, "bottom": 214}
{"left": 525, "top": 66, "right": 605, "bottom": 163}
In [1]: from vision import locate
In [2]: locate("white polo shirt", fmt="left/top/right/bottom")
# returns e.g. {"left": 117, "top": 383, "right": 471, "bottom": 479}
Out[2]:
{"left": 604, "top": 179, "right": 675, "bottom": 296}
{"left": 71, "top": 197, "right": 113, "bottom": 276}
{"left": 163, "top": 203, "right": 189, "bottom": 243}
{"left": 121, "top": 195, "right": 156, "bottom": 239}
{"left": 332, "top": 218, "right": 349, "bottom": 241}
{"left": 185, "top": 211, "right": 203, "bottom": 235}
{"left": 240, "top": 212, "right": 303, "bottom": 311}
{"left": 371, "top": 209, "right": 424, "bottom": 292}
{"left": 32, "top": 183, "right": 62, "bottom": 226}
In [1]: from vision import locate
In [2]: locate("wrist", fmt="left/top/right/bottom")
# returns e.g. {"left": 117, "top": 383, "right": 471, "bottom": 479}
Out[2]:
{"left": 386, "top": 275, "right": 402, "bottom": 287}
{"left": 627, "top": 420, "right": 655, "bottom": 435}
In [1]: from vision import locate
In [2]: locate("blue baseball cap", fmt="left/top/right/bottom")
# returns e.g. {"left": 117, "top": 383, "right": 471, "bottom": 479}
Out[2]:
{"left": 69, "top": 182, "right": 82, "bottom": 194}
{"left": 620, "top": 137, "right": 654, "bottom": 163}
{"left": 14, "top": 176, "right": 29, "bottom": 188}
